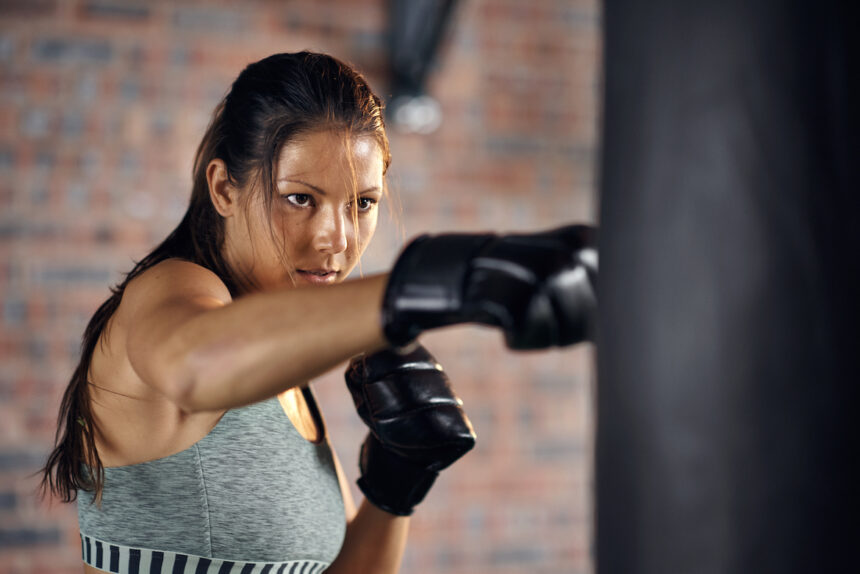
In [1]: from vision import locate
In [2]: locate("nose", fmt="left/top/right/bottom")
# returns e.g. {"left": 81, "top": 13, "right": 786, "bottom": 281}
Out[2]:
{"left": 311, "top": 207, "right": 349, "bottom": 255}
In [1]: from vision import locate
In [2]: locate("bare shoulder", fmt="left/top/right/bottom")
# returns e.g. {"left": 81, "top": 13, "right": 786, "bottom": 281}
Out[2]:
{"left": 89, "top": 258, "right": 231, "bottom": 466}
{"left": 122, "top": 258, "right": 232, "bottom": 314}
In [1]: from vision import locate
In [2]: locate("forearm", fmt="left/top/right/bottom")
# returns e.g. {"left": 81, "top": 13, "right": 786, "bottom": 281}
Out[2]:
{"left": 326, "top": 499, "right": 410, "bottom": 574}
{"left": 163, "top": 274, "right": 389, "bottom": 412}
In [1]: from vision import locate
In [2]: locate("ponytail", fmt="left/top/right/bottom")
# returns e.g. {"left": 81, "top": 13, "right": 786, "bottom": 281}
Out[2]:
{"left": 40, "top": 295, "right": 119, "bottom": 502}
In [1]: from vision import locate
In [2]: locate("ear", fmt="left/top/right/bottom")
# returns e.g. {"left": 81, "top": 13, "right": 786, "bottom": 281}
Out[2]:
{"left": 207, "top": 159, "right": 239, "bottom": 217}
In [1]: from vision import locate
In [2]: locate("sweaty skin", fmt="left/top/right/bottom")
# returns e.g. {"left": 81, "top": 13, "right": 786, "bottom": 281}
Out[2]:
{"left": 220, "top": 131, "right": 384, "bottom": 291}
{"left": 84, "top": 130, "right": 407, "bottom": 574}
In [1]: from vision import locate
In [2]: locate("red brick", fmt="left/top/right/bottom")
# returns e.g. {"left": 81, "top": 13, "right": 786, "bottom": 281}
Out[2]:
{"left": 1, "top": 0, "right": 600, "bottom": 570}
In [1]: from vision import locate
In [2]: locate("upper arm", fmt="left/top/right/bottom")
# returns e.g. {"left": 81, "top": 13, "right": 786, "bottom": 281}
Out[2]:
{"left": 121, "top": 259, "right": 232, "bottom": 402}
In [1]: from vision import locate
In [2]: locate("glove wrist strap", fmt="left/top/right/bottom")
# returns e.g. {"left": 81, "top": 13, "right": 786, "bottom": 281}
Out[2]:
{"left": 357, "top": 434, "right": 440, "bottom": 516}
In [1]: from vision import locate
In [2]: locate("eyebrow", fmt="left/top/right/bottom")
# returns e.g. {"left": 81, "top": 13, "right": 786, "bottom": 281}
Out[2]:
{"left": 278, "top": 178, "right": 381, "bottom": 196}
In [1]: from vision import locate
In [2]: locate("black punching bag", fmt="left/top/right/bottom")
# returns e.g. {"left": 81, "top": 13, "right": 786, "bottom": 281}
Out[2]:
{"left": 597, "top": 1, "right": 859, "bottom": 572}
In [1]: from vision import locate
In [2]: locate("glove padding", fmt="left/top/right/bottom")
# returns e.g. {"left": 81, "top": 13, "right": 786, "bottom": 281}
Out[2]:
{"left": 345, "top": 344, "right": 476, "bottom": 515}
{"left": 382, "top": 224, "right": 598, "bottom": 349}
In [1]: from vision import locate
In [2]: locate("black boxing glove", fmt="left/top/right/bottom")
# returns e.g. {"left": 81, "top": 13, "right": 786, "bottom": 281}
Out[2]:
{"left": 345, "top": 344, "right": 476, "bottom": 516}
{"left": 382, "top": 224, "right": 598, "bottom": 349}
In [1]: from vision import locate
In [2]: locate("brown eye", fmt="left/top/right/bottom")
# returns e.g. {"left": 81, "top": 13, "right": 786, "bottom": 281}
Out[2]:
{"left": 356, "top": 197, "right": 377, "bottom": 212}
{"left": 284, "top": 193, "right": 313, "bottom": 207}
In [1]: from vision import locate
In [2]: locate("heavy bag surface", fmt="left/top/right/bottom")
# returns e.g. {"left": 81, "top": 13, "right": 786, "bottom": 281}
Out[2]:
{"left": 597, "top": 1, "right": 859, "bottom": 572}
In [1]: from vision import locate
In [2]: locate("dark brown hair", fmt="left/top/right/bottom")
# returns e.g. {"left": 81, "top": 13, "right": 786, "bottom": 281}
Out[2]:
{"left": 40, "top": 51, "right": 391, "bottom": 502}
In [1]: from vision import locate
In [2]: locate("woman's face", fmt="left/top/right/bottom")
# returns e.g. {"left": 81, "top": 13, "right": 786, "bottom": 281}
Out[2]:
{"left": 224, "top": 130, "right": 384, "bottom": 291}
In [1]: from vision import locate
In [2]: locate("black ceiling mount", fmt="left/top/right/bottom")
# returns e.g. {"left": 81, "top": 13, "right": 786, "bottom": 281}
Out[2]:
{"left": 386, "top": 0, "right": 458, "bottom": 134}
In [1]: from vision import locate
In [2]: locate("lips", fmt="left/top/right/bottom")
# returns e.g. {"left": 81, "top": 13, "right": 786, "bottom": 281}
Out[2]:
{"left": 295, "top": 268, "right": 339, "bottom": 285}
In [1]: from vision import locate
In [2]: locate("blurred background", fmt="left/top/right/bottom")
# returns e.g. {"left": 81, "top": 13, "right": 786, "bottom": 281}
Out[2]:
{"left": 0, "top": 0, "right": 600, "bottom": 572}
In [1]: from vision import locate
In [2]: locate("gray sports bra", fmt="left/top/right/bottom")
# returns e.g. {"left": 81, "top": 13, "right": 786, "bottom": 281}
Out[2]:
{"left": 77, "top": 389, "right": 346, "bottom": 573}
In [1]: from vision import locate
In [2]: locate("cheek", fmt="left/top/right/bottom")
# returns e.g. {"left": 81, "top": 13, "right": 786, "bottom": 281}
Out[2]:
{"left": 273, "top": 211, "right": 307, "bottom": 252}
{"left": 356, "top": 215, "right": 378, "bottom": 249}
{"left": 246, "top": 201, "right": 284, "bottom": 252}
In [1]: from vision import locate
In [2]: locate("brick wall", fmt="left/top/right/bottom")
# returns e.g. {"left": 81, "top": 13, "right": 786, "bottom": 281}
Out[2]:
{"left": 0, "top": 1, "right": 601, "bottom": 572}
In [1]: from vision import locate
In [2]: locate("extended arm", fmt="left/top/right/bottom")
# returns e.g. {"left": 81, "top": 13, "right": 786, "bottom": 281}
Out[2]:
{"left": 123, "top": 223, "right": 596, "bottom": 413}
{"left": 122, "top": 259, "right": 389, "bottom": 413}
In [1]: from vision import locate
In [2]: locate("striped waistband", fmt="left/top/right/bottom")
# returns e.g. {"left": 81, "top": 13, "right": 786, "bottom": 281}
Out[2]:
{"left": 80, "top": 534, "right": 329, "bottom": 574}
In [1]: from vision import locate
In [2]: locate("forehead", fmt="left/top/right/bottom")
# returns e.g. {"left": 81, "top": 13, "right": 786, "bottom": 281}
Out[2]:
{"left": 276, "top": 130, "right": 383, "bottom": 180}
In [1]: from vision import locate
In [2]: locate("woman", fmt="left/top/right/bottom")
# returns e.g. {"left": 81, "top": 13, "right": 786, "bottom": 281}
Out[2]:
{"left": 41, "top": 51, "right": 597, "bottom": 573}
